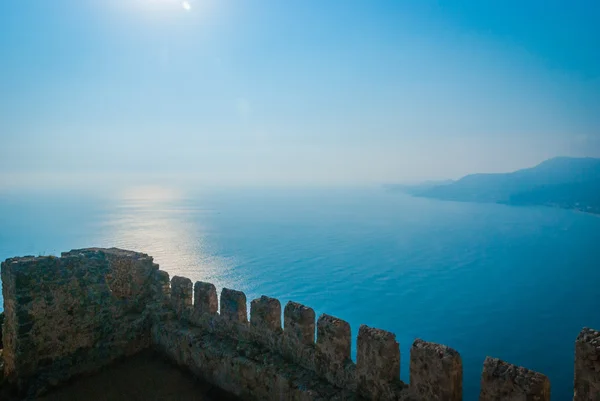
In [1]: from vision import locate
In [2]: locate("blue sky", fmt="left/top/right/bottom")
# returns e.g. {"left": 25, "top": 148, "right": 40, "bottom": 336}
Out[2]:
{"left": 1, "top": 0, "right": 599, "bottom": 187}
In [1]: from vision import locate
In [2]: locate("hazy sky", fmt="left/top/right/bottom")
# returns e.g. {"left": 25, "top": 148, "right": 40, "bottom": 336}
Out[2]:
{"left": 1, "top": 0, "right": 599, "bottom": 187}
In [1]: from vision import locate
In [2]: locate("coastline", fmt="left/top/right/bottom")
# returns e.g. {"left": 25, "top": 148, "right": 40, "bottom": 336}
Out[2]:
{"left": 409, "top": 193, "right": 600, "bottom": 216}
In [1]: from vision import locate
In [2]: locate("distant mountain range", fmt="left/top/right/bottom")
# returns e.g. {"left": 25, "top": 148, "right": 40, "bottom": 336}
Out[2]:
{"left": 386, "top": 157, "right": 600, "bottom": 214}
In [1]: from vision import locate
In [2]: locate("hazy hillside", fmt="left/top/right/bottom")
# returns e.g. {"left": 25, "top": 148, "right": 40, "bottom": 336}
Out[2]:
{"left": 384, "top": 179, "right": 454, "bottom": 195}
{"left": 506, "top": 181, "right": 600, "bottom": 214}
{"left": 396, "top": 157, "right": 600, "bottom": 214}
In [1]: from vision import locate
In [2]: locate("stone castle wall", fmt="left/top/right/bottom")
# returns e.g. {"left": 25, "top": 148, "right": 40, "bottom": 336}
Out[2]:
{"left": 0, "top": 249, "right": 158, "bottom": 396}
{"left": 1, "top": 248, "right": 599, "bottom": 400}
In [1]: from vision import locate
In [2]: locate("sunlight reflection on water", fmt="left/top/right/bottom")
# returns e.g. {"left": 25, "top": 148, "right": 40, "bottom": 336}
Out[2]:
{"left": 99, "top": 186, "right": 239, "bottom": 293}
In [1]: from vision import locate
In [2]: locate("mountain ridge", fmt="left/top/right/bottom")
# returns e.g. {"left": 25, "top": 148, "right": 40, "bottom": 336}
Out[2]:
{"left": 388, "top": 157, "right": 600, "bottom": 214}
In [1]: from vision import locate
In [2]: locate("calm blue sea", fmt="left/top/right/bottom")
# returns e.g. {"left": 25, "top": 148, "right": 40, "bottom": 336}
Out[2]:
{"left": 1, "top": 187, "right": 599, "bottom": 400}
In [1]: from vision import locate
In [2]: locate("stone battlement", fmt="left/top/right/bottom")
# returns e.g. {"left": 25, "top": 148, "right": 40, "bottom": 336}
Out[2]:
{"left": 1, "top": 248, "right": 599, "bottom": 400}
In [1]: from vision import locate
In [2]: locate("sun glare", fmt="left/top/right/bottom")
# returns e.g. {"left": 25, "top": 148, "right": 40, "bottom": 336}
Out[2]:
{"left": 136, "top": 0, "right": 194, "bottom": 13}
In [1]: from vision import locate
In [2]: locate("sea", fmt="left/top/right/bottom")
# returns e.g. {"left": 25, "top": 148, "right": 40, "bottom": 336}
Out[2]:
{"left": 1, "top": 186, "right": 599, "bottom": 400}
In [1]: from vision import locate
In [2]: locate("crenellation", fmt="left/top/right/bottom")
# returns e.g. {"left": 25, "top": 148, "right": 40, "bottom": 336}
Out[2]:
{"left": 170, "top": 276, "right": 193, "bottom": 318}
{"left": 574, "top": 327, "right": 600, "bottom": 401}
{"left": 479, "top": 357, "right": 550, "bottom": 401}
{"left": 356, "top": 324, "right": 402, "bottom": 400}
{"left": 409, "top": 339, "right": 462, "bottom": 401}
{"left": 220, "top": 288, "right": 248, "bottom": 324}
{"left": 0, "top": 247, "right": 592, "bottom": 401}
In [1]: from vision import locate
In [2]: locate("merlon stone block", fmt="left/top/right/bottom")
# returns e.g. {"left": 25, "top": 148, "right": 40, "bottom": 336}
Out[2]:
{"left": 315, "top": 314, "right": 352, "bottom": 388}
{"left": 194, "top": 281, "right": 218, "bottom": 315}
{"left": 284, "top": 301, "right": 315, "bottom": 345}
{"left": 479, "top": 357, "right": 550, "bottom": 401}
{"left": 250, "top": 295, "right": 281, "bottom": 332}
{"left": 316, "top": 314, "right": 351, "bottom": 362}
{"left": 574, "top": 327, "right": 600, "bottom": 401}
{"left": 220, "top": 288, "right": 247, "bottom": 323}
{"left": 357, "top": 325, "right": 400, "bottom": 381}
{"left": 356, "top": 324, "right": 400, "bottom": 399}
{"left": 155, "top": 270, "right": 170, "bottom": 287}
{"left": 409, "top": 339, "right": 462, "bottom": 401}
{"left": 153, "top": 270, "right": 170, "bottom": 305}
{"left": 170, "top": 276, "right": 193, "bottom": 315}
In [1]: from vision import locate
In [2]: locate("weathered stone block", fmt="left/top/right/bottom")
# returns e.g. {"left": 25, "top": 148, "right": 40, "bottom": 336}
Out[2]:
{"left": 479, "top": 357, "right": 550, "bottom": 401}
{"left": 284, "top": 301, "right": 315, "bottom": 345}
{"left": 154, "top": 270, "right": 170, "bottom": 304}
{"left": 64, "top": 248, "right": 155, "bottom": 307}
{"left": 315, "top": 314, "right": 352, "bottom": 387}
{"left": 194, "top": 281, "right": 218, "bottom": 315}
{"left": 409, "top": 339, "right": 462, "bottom": 401}
{"left": 171, "top": 276, "right": 193, "bottom": 317}
{"left": 574, "top": 327, "right": 600, "bottom": 401}
{"left": 356, "top": 324, "right": 400, "bottom": 400}
{"left": 220, "top": 288, "right": 247, "bottom": 323}
{"left": 250, "top": 296, "right": 281, "bottom": 332}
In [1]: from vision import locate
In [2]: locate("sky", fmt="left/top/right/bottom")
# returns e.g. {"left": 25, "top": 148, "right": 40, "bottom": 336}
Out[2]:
{"left": 1, "top": 0, "right": 599, "bottom": 188}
